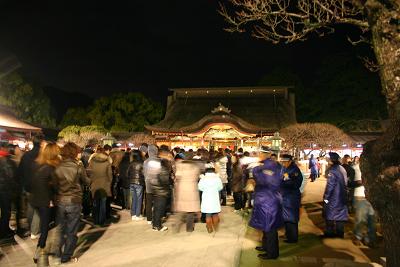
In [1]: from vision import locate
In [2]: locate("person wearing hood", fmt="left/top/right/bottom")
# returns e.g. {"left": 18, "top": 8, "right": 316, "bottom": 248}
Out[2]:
{"left": 88, "top": 147, "right": 112, "bottom": 225}
{"left": 322, "top": 152, "right": 348, "bottom": 238}
{"left": 143, "top": 144, "right": 159, "bottom": 224}
{"left": 52, "top": 142, "right": 90, "bottom": 264}
{"left": 151, "top": 146, "right": 172, "bottom": 231}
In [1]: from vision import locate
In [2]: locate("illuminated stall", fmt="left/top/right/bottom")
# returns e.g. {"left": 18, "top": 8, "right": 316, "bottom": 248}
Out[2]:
{"left": 0, "top": 105, "right": 42, "bottom": 149}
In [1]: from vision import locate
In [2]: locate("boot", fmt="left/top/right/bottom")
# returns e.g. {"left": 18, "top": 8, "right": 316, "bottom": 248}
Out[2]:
{"left": 37, "top": 248, "right": 49, "bottom": 267}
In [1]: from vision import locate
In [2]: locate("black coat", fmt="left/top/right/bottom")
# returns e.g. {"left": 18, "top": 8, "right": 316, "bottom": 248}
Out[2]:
{"left": 17, "top": 145, "right": 40, "bottom": 192}
{"left": 127, "top": 161, "right": 144, "bottom": 186}
{"left": 118, "top": 154, "right": 132, "bottom": 189}
{"left": 342, "top": 163, "right": 355, "bottom": 188}
{"left": 151, "top": 158, "right": 172, "bottom": 197}
{"left": 29, "top": 164, "right": 56, "bottom": 207}
{"left": 0, "top": 154, "right": 16, "bottom": 196}
{"left": 53, "top": 159, "right": 90, "bottom": 204}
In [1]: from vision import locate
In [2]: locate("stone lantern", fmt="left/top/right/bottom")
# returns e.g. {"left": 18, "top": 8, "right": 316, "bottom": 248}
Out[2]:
{"left": 101, "top": 132, "right": 116, "bottom": 147}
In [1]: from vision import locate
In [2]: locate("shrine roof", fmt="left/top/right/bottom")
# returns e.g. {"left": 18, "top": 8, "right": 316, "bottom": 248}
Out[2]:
{"left": 146, "top": 86, "right": 297, "bottom": 134}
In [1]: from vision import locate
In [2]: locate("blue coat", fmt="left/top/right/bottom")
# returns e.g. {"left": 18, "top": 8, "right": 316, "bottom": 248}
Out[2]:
{"left": 281, "top": 162, "right": 303, "bottom": 223}
{"left": 323, "top": 165, "right": 348, "bottom": 221}
{"left": 249, "top": 159, "right": 284, "bottom": 232}
{"left": 309, "top": 157, "right": 318, "bottom": 176}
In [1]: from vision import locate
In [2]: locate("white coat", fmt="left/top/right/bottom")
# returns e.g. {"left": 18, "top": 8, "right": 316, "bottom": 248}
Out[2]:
{"left": 198, "top": 172, "right": 223, "bottom": 213}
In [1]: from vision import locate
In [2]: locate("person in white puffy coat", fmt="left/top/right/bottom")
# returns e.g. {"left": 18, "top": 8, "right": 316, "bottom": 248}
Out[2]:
{"left": 198, "top": 162, "right": 223, "bottom": 233}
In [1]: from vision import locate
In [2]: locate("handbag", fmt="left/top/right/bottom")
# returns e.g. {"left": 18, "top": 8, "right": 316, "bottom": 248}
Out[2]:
{"left": 244, "top": 178, "right": 255, "bottom": 192}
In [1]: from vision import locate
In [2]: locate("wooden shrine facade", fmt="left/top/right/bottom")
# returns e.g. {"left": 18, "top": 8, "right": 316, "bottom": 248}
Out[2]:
{"left": 145, "top": 86, "right": 297, "bottom": 151}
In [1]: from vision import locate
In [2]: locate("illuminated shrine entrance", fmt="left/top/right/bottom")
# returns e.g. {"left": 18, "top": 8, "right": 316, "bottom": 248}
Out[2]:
{"left": 145, "top": 87, "right": 298, "bottom": 151}
{"left": 156, "top": 124, "right": 269, "bottom": 151}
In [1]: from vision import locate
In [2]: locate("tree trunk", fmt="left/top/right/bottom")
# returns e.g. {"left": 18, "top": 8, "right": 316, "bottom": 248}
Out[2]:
{"left": 362, "top": 2, "right": 400, "bottom": 266}
{"left": 361, "top": 121, "right": 400, "bottom": 267}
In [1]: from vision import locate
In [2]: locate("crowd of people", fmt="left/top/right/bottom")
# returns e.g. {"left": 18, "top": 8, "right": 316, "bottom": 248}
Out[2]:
{"left": 0, "top": 138, "right": 377, "bottom": 264}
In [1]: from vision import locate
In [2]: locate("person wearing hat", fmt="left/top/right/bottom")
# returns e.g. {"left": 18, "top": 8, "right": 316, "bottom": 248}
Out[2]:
{"left": 322, "top": 152, "right": 348, "bottom": 238}
{"left": 250, "top": 146, "right": 284, "bottom": 260}
{"left": 280, "top": 154, "right": 304, "bottom": 243}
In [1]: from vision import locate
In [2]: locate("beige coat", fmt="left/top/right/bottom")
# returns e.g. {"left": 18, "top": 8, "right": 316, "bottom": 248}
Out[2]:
{"left": 88, "top": 153, "right": 113, "bottom": 198}
{"left": 174, "top": 161, "right": 201, "bottom": 212}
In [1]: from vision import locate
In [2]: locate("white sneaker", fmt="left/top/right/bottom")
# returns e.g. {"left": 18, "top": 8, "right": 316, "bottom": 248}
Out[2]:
{"left": 131, "top": 216, "right": 137, "bottom": 221}
{"left": 159, "top": 226, "right": 168, "bottom": 232}
{"left": 136, "top": 216, "right": 144, "bottom": 221}
{"left": 147, "top": 221, "right": 152, "bottom": 225}
{"left": 30, "top": 233, "right": 40, "bottom": 240}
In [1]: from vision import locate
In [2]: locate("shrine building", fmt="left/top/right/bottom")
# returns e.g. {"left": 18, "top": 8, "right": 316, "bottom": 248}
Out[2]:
{"left": 145, "top": 86, "right": 297, "bottom": 151}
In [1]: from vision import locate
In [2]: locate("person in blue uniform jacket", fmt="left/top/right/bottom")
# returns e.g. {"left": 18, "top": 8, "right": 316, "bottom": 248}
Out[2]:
{"left": 309, "top": 154, "right": 318, "bottom": 182}
{"left": 250, "top": 146, "right": 284, "bottom": 260}
{"left": 323, "top": 152, "right": 348, "bottom": 238}
{"left": 280, "top": 154, "right": 303, "bottom": 243}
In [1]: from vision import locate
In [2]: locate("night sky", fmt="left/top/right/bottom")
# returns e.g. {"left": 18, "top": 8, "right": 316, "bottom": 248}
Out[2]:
{"left": 0, "top": 0, "right": 371, "bottom": 103}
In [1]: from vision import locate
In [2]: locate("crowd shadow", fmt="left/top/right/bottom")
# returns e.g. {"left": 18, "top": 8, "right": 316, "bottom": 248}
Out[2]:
{"left": 73, "top": 207, "right": 121, "bottom": 259}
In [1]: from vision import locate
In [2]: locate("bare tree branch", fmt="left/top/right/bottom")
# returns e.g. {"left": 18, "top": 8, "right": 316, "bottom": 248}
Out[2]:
{"left": 219, "top": 0, "right": 369, "bottom": 43}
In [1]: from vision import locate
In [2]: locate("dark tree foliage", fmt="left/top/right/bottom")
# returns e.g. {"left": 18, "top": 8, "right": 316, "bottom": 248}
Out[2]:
{"left": 61, "top": 92, "right": 164, "bottom": 132}
{"left": 258, "top": 56, "right": 387, "bottom": 131}
{"left": 0, "top": 72, "right": 56, "bottom": 127}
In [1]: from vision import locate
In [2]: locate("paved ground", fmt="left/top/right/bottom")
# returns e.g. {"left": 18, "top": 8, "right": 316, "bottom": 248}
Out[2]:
{"left": 0, "top": 176, "right": 386, "bottom": 267}
{"left": 0, "top": 203, "right": 247, "bottom": 267}
{"left": 239, "top": 177, "right": 385, "bottom": 267}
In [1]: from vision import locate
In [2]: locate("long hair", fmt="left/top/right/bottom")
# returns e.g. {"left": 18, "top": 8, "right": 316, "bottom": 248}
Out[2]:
{"left": 61, "top": 142, "right": 81, "bottom": 160}
{"left": 36, "top": 142, "right": 60, "bottom": 167}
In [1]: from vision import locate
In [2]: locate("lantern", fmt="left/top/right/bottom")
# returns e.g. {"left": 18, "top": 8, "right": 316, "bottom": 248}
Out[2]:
{"left": 101, "top": 132, "right": 116, "bottom": 147}
{"left": 268, "top": 132, "right": 283, "bottom": 152}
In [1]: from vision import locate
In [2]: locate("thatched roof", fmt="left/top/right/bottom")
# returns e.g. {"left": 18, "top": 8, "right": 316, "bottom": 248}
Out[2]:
{"left": 146, "top": 86, "right": 297, "bottom": 135}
